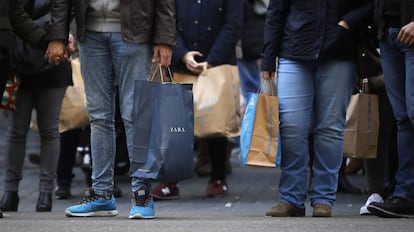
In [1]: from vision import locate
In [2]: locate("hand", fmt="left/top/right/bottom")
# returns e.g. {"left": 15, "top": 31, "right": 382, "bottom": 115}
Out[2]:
{"left": 262, "top": 71, "right": 275, "bottom": 80}
{"left": 397, "top": 22, "right": 414, "bottom": 46}
{"left": 45, "top": 40, "right": 69, "bottom": 65}
{"left": 182, "top": 51, "right": 204, "bottom": 74}
{"left": 338, "top": 20, "right": 350, "bottom": 30}
{"left": 67, "top": 34, "right": 77, "bottom": 54}
{"left": 153, "top": 44, "right": 173, "bottom": 66}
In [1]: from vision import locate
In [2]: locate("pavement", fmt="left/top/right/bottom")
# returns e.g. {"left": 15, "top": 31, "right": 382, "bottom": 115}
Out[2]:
{"left": 1, "top": 110, "right": 414, "bottom": 232}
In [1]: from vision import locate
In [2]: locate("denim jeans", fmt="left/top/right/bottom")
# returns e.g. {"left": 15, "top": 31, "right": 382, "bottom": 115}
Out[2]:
{"left": 78, "top": 32, "right": 153, "bottom": 196}
{"left": 237, "top": 59, "right": 261, "bottom": 99}
{"left": 4, "top": 86, "right": 66, "bottom": 193}
{"left": 379, "top": 27, "right": 414, "bottom": 202}
{"left": 277, "top": 58, "right": 355, "bottom": 208}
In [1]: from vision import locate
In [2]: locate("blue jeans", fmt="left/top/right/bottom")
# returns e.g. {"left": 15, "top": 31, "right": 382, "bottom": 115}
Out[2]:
{"left": 78, "top": 32, "right": 153, "bottom": 196}
{"left": 237, "top": 59, "right": 261, "bottom": 99}
{"left": 277, "top": 58, "right": 355, "bottom": 208}
{"left": 379, "top": 27, "right": 414, "bottom": 203}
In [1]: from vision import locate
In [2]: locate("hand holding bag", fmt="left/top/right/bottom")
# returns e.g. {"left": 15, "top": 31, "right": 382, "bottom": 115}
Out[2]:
{"left": 240, "top": 81, "right": 280, "bottom": 167}
{"left": 130, "top": 65, "right": 195, "bottom": 182}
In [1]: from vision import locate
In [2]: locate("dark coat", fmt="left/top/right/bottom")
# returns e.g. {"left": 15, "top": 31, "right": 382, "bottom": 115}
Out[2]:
{"left": 46, "top": 0, "right": 176, "bottom": 47}
{"left": 172, "top": 0, "right": 243, "bottom": 73}
{"left": 375, "top": 0, "right": 414, "bottom": 40}
{"left": 0, "top": 0, "right": 45, "bottom": 49}
{"left": 261, "top": 0, "right": 374, "bottom": 72}
{"left": 13, "top": 0, "right": 72, "bottom": 90}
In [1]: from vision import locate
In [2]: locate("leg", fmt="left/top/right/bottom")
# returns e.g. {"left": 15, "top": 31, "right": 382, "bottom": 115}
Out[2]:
{"left": 310, "top": 60, "right": 355, "bottom": 209}
{"left": 0, "top": 88, "right": 35, "bottom": 211}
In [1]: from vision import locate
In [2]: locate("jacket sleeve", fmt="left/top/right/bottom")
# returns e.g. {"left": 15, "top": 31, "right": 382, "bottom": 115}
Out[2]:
{"left": 8, "top": 0, "right": 45, "bottom": 47}
{"left": 261, "top": 0, "right": 290, "bottom": 72}
{"left": 341, "top": 0, "right": 375, "bottom": 31}
{"left": 205, "top": 0, "right": 243, "bottom": 66}
{"left": 45, "top": 0, "right": 72, "bottom": 42}
{"left": 153, "top": 0, "right": 176, "bottom": 47}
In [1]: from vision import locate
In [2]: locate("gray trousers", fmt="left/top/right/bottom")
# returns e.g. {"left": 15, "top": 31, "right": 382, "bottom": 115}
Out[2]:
{"left": 3, "top": 86, "right": 66, "bottom": 193}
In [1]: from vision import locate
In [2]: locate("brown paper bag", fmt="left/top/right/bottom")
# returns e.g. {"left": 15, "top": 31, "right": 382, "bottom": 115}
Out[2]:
{"left": 59, "top": 58, "right": 89, "bottom": 132}
{"left": 192, "top": 65, "right": 240, "bottom": 138}
{"left": 240, "top": 93, "right": 279, "bottom": 167}
{"left": 343, "top": 93, "right": 379, "bottom": 159}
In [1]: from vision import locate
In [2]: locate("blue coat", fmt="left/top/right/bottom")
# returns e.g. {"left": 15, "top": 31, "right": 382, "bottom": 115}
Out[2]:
{"left": 172, "top": 0, "right": 243, "bottom": 73}
{"left": 261, "top": 0, "right": 374, "bottom": 72}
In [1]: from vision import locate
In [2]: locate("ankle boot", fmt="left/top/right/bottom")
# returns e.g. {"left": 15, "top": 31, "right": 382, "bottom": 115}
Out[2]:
{"left": 0, "top": 191, "right": 19, "bottom": 211}
{"left": 36, "top": 192, "right": 52, "bottom": 212}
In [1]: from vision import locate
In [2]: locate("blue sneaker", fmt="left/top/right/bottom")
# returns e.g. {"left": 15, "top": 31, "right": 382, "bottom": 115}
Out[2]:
{"left": 65, "top": 189, "right": 119, "bottom": 217}
{"left": 129, "top": 189, "right": 155, "bottom": 219}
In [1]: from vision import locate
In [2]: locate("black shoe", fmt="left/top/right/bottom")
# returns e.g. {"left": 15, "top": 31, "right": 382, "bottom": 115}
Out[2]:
{"left": 0, "top": 191, "right": 19, "bottom": 211}
{"left": 36, "top": 192, "right": 52, "bottom": 212}
{"left": 0, "top": 209, "right": 3, "bottom": 218}
{"left": 337, "top": 175, "right": 361, "bottom": 194}
{"left": 367, "top": 197, "right": 414, "bottom": 218}
{"left": 55, "top": 186, "right": 71, "bottom": 200}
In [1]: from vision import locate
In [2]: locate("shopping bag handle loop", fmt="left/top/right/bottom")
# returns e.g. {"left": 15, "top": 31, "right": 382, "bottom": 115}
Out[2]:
{"left": 150, "top": 64, "right": 174, "bottom": 83}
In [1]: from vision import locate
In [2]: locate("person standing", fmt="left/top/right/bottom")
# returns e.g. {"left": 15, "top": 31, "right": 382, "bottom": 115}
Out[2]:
{"left": 0, "top": 0, "right": 46, "bottom": 219}
{"left": 45, "top": 0, "right": 175, "bottom": 219}
{"left": 367, "top": 0, "right": 414, "bottom": 218}
{"left": 0, "top": 0, "right": 72, "bottom": 213}
{"left": 151, "top": 0, "right": 243, "bottom": 200}
{"left": 261, "top": 0, "right": 374, "bottom": 217}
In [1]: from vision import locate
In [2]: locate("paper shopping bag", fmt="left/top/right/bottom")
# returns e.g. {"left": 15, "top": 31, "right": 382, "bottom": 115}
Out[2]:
{"left": 240, "top": 93, "right": 280, "bottom": 167}
{"left": 59, "top": 58, "right": 89, "bottom": 132}
{"left": 193, "top": 65, "right": 241, "bottom": 138}
{"left": 343, "top": 93, "right": 379, "bottom": 159}
{"left": 130, "top": 77, "right": 195, "bottom": 182}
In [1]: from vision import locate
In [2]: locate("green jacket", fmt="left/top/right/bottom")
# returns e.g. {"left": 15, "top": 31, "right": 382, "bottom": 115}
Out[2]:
{"left": 0, "top": 0, "right": 45, "bottom": 49}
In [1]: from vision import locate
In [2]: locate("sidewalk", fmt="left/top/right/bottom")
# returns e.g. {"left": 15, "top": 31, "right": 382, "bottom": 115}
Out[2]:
{"left": 1, "top": 111, "right": 413, "bottom": 232}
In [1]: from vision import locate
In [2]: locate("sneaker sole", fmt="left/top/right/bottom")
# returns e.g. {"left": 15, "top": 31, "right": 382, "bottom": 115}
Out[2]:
{"left": 128, "top": 213, "right": 155, "bottom": 219}
{"left": 65, "top": 209, "right": 119, "bottom": 217}
{"left": 367, "top": 205, "right": 414, "bottom": 218}
{"left": 152, "top": 195, "right": 180, "bottom": 200}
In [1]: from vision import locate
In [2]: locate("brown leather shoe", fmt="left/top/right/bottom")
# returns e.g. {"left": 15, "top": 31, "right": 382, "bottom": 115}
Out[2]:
{"left": 313, "top": 203, "right": 332, "bottom": 217}
{"left": 265, "top": 201, "right": 305, "bottom": 217}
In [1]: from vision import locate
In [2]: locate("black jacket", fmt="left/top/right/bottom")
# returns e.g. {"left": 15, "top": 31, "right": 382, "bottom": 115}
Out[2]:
{"left": 375, "top": 0, "right": 414, "bottom": 40}
{"left": 262, "top": 0, "right": 374, "bottom": 72}
{"left": 0, "top": 0, "right": 44, "bottom": 50}
{"left": 13, "top": 0, "right": 72, "bottom": 90}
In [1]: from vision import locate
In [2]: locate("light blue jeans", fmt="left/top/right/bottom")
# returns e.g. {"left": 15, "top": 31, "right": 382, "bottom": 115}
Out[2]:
{"left": 379, "top": 27, "right": 414, "bottom": 202}
{"left": 276, "top": 58, "right": 355, "bottom": 209}
{"left": 78, "top": 32, "right": 153, "bottom": 196}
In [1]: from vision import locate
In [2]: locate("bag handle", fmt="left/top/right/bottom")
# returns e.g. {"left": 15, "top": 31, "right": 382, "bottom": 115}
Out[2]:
{"left": 258, "top": 79, "right": 276, "bottom": 96}
{"left": 150, "top": 64, "right": 174, "bottom": 83}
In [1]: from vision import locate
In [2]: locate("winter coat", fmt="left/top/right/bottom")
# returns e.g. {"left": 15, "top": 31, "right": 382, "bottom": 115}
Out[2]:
{"left": 261, "top": 0, "right": 374, "bottom": 72}
{"left": 0, "top": 0, "right": 44, "bottom": 49}
{"left": 172, "top": 0, "right": 243, "bottom": 73}
{"left": 375, "top": 0, "right": 414, "bottom": 40}
{"left": 46, "top": 0, "right": 176, "bottom": 47}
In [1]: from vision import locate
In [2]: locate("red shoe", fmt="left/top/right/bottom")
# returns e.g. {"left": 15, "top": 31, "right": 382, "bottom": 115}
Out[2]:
{"left": 206, "top": 179, "right": 228, "bottom": 197}
{"left": 151, "top": 183, "right": 180, "bottom": 200}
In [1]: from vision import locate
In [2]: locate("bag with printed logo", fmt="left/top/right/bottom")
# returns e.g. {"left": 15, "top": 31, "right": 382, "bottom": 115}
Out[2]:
{"left": 130, "top": 65, "right": 195, "bottom": 182}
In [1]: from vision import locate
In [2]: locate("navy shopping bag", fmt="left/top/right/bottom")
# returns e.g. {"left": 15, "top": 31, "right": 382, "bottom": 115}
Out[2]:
{"left": 130, "top": 78, "right": 194, "bottom": 182}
